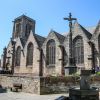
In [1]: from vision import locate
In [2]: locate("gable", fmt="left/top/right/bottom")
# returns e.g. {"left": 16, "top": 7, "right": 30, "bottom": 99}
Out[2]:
{"left": 72, "top": 21, "right": 92, "bottom": 41}
{"left": 91, "top": 20, "right": 100, "bottom": 41}
{"left": 7, "top": 41, "right": 12, "bottom": 50}
{"left": 24, "top": 31, "right": 39, "bottom": 49}
{"left": 15, "top": 37, "right": 23, "bottom": 50}
{"left": 42, "top": 30, "right": 65, "bottom": 48}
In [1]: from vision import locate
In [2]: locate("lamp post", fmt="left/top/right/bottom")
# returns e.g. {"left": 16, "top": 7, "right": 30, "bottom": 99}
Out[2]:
{"left": 11, "top": 38, "right": 16, "bottom": 74}
{"left": 64, "top": 13, "right": 77, "bottom": 74}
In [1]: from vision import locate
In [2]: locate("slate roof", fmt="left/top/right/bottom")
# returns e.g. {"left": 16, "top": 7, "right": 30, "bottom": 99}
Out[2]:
{"left": 93, "top": 20, "right": 100, "bottom": 34}
{"left": 34, "top": 34, "right": 46, "bottom": 47}
{"left": 19, "top": 33, "right": 46, "bottom": 48}
{"left": 86, "top": 26, "right": 96, "bottom": 34}
{"left": 79, "top": 24, "right": 92, "bottom": 39}
{"left": 14, "top": 14, "right": 35, "bottom": 22}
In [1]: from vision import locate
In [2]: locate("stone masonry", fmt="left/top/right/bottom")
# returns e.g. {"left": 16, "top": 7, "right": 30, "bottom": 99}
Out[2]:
{"left": 1, "top": 15, "right": 100, "bottom": 76}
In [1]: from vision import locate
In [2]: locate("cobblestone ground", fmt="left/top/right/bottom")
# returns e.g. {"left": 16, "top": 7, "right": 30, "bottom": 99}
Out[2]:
{"left": 0, "top": 92, "right": 100, "bottom": 100}
{"left": 0, "top": 92, "right": 68, "bottom": 100}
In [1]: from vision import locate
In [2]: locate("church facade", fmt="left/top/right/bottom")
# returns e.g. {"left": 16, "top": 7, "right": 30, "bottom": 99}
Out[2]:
{"left": 1, "top": 15, "right": 100, "bottom": 76}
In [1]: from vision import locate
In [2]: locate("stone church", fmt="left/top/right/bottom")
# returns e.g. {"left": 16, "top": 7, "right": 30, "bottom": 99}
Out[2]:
{"left": 1, "top": 15, "right": 100, "bottom": 76}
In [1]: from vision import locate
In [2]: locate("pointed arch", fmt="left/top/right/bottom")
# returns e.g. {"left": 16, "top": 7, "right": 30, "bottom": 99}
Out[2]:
{"left": 26, "top": 42, "right": 33, "bottom": 65}
{"left": 16, "top": 23, "right": 21, "bottom": 37}
{"left": 25, "top": 24, "right": 32, "bottom": 35}
{"left": 73, "top": 36, "right": 84, "bottom": 64}
{"left": 46, "top": 39, "right": 56, "bottom": 66}
{"left": 16, "top": 46, "right": 21, "bottom": 66}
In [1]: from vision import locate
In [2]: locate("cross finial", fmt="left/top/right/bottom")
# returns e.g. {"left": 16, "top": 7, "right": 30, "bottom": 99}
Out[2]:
{"left": 64, "top": 13, "right": 77, "bottom": 22}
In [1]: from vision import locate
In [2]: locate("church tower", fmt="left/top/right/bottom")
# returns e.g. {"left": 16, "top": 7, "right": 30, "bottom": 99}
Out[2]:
{"left": 12, "top": 15, "right": 35, "bottom": 40}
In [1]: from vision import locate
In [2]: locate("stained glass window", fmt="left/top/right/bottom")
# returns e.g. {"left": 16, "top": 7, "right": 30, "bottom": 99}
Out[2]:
{"left": 46, "top": 39, "right": 56, "bottom": 66}
{"left": 27, "top": 42, "right": 33, "bottom": 65}
{"left": 16, "top": 46, "right": 21, "bottom": 66}
{"left": 73, "top": 36, "right": 84, "bottom": 64}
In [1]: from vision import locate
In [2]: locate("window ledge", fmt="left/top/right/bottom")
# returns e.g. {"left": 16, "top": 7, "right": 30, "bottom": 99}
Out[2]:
{"left": 26, "top": 65, "right": 33, "bottom": 68}
{"left": 47, "top": 64, "right": 55, "bottom": 67}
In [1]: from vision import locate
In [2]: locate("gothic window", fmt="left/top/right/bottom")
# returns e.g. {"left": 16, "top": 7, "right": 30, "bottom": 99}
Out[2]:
{"left": 27, "top": 42, "right": 33, "bottom": 66}
{"left": 16, "top": 46, "right": 21, "bottom": 66}
{"left": 16, "top": 23, "right": 21, "bottom": 34}
{"left": 73, "top": 36, "right": 84, "bottom": 64}
{"left": 46, "top": 39, "right": 56, "bottom": 66}
{"left": 25, "top": 24, "right": 32, "bottom": 36}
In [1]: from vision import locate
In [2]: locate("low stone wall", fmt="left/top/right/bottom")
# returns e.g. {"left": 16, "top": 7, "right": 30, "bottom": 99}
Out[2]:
{"left": 0, "top": 75, "right": 100, "bottom": 94}
{"left": 40, "top": 76, "right": 79, "bottom": 94}
{"left": 0, "top": 75, "right": 40, "bottom": 94}
{"left": 40, "top": 76, "right": 100, "bottom": 94}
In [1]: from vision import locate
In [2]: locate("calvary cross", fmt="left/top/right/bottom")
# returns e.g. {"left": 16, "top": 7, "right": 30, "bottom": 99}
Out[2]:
{"left": 64, "top": 13, "right": 77, "bottom": 23}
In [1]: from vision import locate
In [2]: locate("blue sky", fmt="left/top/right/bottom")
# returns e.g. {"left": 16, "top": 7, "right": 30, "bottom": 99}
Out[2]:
{"left": 0, "top": 0, "right": 100, "bottom": 56}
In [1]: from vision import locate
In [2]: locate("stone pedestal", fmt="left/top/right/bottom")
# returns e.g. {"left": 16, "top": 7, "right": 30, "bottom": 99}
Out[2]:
{"left": 69, "top": 88, "right": 99, "bottom": 100}
{"left": 80, "top": 70, "right": 91, "bottom": 90}
{"left": 69, "top": 70, "right": 99, "bottom": 100}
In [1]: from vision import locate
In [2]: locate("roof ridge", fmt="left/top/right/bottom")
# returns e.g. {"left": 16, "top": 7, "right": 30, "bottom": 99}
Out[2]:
{"left": 14, "top": 14, "right": 35, "bottom": 22}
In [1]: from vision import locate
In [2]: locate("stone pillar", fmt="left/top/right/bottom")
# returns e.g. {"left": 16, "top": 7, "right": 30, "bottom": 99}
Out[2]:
{"left": 3, "top": 47, "right": 7, "bottom": 70}
{"left": 59, "top": 45, "right": 65, "bottom": 75}
{"left": 80, "top": 70, "right": 91, "bottom": 90}
{"left": 88, "top": 41, "right": 95, "bottom": 73}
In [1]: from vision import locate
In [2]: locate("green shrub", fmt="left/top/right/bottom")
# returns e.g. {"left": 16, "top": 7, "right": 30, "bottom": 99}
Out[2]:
{"left": 96, "top": 71, "right": 100, "bottom": 75}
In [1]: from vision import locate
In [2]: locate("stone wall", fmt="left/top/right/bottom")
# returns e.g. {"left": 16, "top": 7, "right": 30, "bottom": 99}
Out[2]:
{"left": 40, "top": 76, "right": 79, "bottom": 94}
{"left": 0, "top": 75, "right": 100, "bottom": 95}
{"left": 42, "top": 31, "right": 62, "bottom": 76}
{"left": 40, "top": 76, "right": 100, "bottom": 94}
{"left": 0, "top": 75, "right": 40, "bottom": 94}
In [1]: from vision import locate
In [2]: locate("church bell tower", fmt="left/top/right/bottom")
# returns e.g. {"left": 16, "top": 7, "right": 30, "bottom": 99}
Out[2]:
{"left": 12, "top": 15, "right": 35, "bottom": 40}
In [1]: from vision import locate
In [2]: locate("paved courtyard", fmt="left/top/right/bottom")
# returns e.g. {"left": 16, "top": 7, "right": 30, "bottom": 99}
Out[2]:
{"left": 0, "top": 92, "right": 68, "bottom": 100}
{"left": 0, "top": 91, "right": 100, "bottom": 100}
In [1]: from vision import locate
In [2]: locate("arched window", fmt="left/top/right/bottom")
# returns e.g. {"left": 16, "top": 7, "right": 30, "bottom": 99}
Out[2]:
{"left": 73, "top": 36, "right": 84, "bottom": 64}
{"left": 25, "top": 24, "right": 32, "bottom": 37}
{"left": 27, "top": 42, "right": 33, "bottom": 65}
{"left": 46, "top": 39, "right": 56, "bottom": 66}
{"left": 15, "top": 23, "right": 21, "bottom": 38}
{"left": 16, "top": 46, "right": 21, "bottom": 66}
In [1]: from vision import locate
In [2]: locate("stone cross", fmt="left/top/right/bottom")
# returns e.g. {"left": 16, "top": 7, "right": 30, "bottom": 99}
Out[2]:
{"left": 64, "top": 13, "right": 77, "bottom": 66}
{"left": 64, "top": 13, "right": 77, "bottom": 74}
